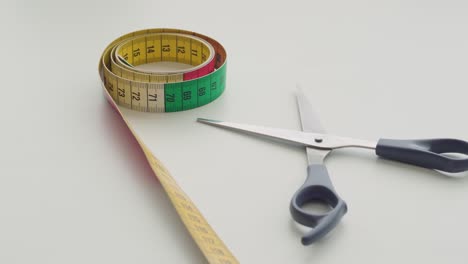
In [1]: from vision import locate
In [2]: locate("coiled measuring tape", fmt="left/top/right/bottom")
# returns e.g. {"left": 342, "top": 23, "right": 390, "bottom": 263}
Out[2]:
{"left": 99, "top": 29, "right": 237, "bottom": 263}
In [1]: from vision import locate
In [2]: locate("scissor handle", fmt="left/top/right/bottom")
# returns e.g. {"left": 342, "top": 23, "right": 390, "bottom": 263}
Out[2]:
{"left": 289, "top": 164, "right": 348, "bottom": 245}
{"left": 376, "top": 138, "right": 468, "bottom": 173}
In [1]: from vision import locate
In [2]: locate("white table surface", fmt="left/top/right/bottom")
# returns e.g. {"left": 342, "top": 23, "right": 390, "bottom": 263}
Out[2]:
{"left": 2, "top": 0, "right": 468, "bottom": 263}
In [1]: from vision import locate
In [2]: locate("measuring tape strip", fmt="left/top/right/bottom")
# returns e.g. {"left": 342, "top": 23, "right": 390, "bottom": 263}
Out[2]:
{"left": 99, "top": 29, "right": 237, "bottom": 263}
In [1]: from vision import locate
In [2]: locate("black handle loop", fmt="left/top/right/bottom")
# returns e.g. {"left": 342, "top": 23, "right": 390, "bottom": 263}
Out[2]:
{"left": 376, "top": 138, "right": 468, "bottom": 173}
{"left": 289, "top": 164, "right": 348, "bottom": 245}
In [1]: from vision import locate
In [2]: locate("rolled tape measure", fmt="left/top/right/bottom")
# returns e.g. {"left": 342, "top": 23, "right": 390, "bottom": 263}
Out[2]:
{"left": 100, "top": 28, "right": 227, "bottom": 112}
{"left": 99, "top": 29, "right": 237, "bottom": 263}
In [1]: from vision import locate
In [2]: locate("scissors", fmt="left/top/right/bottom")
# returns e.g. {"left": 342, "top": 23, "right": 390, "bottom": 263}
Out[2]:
{"left": 197, "top": 88, "right": 468, "bottom": 245}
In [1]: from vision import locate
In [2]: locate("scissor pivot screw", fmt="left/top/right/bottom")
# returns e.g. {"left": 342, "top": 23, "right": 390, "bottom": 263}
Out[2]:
{"left": 315, "top": 138, "right": 323, "bottom": 143}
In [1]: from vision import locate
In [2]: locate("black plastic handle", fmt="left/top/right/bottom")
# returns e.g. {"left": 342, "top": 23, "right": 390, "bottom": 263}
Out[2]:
{"left": 290, "top": 164, "right": 348, "bottom": 245}
{"left": 376, "top": 138, "right": 468, "bottom": 173}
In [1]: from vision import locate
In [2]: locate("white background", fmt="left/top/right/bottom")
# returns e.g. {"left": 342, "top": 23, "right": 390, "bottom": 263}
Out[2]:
{"left": 2, "top": 0, "right": 468, "bottom": 263}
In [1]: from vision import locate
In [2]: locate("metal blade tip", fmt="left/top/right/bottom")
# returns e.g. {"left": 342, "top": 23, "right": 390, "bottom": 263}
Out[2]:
{"left": 197, "top": 118, "right": 221, "bottom": 124}
{"left": 295, "top": 85, "right": 306, "bottom": 100}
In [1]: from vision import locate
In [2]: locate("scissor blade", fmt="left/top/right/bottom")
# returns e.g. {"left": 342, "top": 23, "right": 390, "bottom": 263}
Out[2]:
{"left": 296, "top": 87, "right": 329, "bottom": 164}
{"left": 296, "top": 87, "right": 325, "bottom": 134}
{"left": 197, "top": 118, "right": 318, "bottom": 148}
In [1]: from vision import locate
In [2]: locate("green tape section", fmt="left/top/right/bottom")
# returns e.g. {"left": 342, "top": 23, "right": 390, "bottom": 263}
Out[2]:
{"left": 197, "top": 75, "right": 211, "bottom": 107}
{"left": 164, "top": 82, "right": 183, "bottom": 112}
{"left": 209, "top": 63, "right": 226, "bottom": 101}
{"left": 217, "top": 63, "right": 227, "bottom": 99}
{"left": 182, "top": 79, "right": 198, "bottom": 110}
{"left": 163, "top": 62, "right": 227, "bottom": 112}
